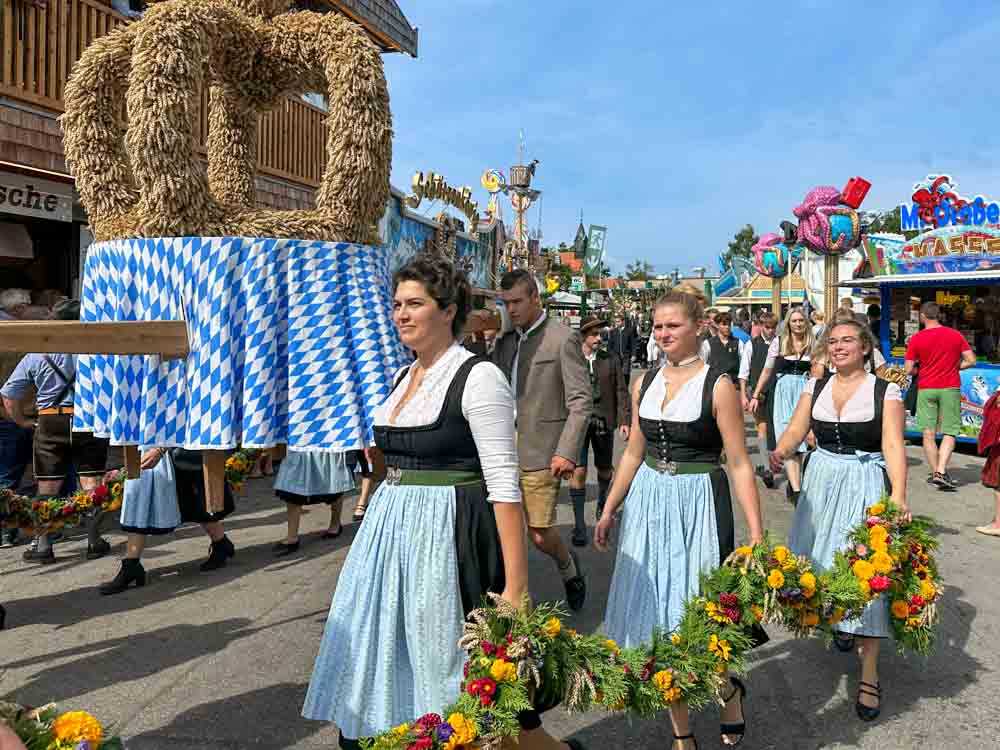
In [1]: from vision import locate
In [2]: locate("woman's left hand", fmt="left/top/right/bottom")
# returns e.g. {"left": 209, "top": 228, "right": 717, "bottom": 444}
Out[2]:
{"left": 893, "top": 498, "right": 912, "bottom": 523}
{"left": 500, "top": 586, "right": 530, "bottom": 612}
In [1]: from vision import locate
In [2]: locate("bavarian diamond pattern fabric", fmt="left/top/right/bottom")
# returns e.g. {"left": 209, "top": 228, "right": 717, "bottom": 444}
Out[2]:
{"left": 76, "top": 238, "right": 408, "bottom": 451}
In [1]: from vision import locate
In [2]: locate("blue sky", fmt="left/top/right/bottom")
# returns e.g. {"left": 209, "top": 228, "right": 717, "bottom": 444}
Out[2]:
{"left": 384, "top": 1, "right": 1000, "bottom": 276}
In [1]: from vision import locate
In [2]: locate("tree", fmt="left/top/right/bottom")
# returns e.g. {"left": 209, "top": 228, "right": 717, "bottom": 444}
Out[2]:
{"left": 625, "top": 260, "right": 654, "bottom": 281}
{"left": 867, "top": 207, "right": 901, "bottom": 234}
{"left": 722, "top": 224, "right": 758, "bottom": 266}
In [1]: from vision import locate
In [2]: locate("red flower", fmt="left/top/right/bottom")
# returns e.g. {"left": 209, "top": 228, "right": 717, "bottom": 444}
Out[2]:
{"left": 62, "top": 506, "right": 75, "bottom": 516}
{"left": 410, "top": 738, "right": 433, "bottom": 750}
{"left": 414, "top": 713, "right": 442, "bottom": 734}
{"left": 479, "top": 678, "right": 497, "bottom": 697}
{"left": 723, "top": 606, "right": 741, "bottom": 623}
{"left": 719, "top": 593, "right": 739, "bottom": 608}
{"left": 480, "top": 695, "right": 493, "bottom": 706}
{"left": 866, "top": 518, "right": 881, "bottom": 528}
{"left": 495, "top": 645, "right": 508, "bottom": 662}
{"left": 467, "top": 677, "right": 498, "bottom": 705}
{"left": 481, "top": 642, "right": 496, "bottom": 656}
{"left": 910, "top": 595, "right": 925, "bottom": 608}
{"left": 869, "top": 575, "right": 891, "bottom": 593}
{"left": 909, "top": 604, "right": 921, "bottom": 615}
{"left": 92, "top": 484, "right": 109, "bottom": 501}
{"left": 463, "top": 661, "right": 470, "bottom": 677}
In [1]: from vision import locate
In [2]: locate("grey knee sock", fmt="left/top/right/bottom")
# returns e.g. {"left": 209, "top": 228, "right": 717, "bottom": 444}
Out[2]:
{"left": 569, "top": 488, "right": 587, "bottom": 531}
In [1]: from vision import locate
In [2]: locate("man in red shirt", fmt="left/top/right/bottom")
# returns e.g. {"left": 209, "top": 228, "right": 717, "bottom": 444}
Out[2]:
{"left": 905, "top": 302, "right": 977, "bottom": 489}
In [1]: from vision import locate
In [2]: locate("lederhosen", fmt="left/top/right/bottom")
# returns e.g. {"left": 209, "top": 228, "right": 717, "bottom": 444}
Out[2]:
{"left": 765, "top": 347, "right": 812, "bottom": 451}
{"left": 375, "top": 355, "right": 504, "bottom": 617}
{"left": 804, "top": 375, "right": 892, "bottom": 493}
{"left": 637, "top": 366, "right": 769, "bottom": 647}
{"left": 708, "top": 336, "right": 741, "bottom": 381}
{"left": 33, "top": 356, "right": 108, "bottom": 480}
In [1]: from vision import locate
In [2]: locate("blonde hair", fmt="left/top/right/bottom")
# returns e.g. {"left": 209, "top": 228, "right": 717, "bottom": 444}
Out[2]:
{"left": 653, "top": 282, "right": 707, "bottom": 324}
{"left": 780, "top": 306, "right": 814, "bottom": 356}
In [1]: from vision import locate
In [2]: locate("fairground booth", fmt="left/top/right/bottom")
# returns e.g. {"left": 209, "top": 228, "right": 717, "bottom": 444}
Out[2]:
{"left": 849, "top": 175, "right": 1000, "bottom": 443}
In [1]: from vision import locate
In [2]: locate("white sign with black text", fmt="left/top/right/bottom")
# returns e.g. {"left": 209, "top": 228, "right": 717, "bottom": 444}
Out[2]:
{"left": 0, "top": 172, "right": 73, "bottom": 222}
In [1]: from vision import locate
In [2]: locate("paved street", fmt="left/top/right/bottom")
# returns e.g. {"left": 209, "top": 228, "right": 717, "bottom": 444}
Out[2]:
{"left": 2, "top": 416, "right": 999, "bottom": 749}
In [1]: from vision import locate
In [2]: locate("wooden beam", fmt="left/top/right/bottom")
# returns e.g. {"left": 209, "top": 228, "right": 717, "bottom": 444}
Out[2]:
{"left": 123, "top": 445, "right": 140, "bottom": 479}
{"left": 202, "top": 450, "right": 227, "bottom": 514}
{"left": 0, "top": 321, "right": 189, "bottom": 359}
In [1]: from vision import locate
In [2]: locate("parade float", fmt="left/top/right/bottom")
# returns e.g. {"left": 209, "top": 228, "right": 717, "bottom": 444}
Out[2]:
{"left": 0, "top": 0, "right": 408, "bottom": 507}
{"left": 853, "top": 175, "right": 1000, "bottom": 442}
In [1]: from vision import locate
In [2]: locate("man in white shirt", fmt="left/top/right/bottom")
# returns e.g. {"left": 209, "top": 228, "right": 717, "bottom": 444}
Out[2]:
{"left": 739, "top": 311, "right": 778, "bottom": 487}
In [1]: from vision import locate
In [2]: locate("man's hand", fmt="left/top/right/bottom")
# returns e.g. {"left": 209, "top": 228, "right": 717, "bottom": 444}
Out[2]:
{"left": 748, "top": 397, "right": 760, "bottom": 414}
{"left": 550, "top": 455, "right": 576, "bottom": 479}
{"left": 618, "top": 424, "right": 630, "bottom": 440}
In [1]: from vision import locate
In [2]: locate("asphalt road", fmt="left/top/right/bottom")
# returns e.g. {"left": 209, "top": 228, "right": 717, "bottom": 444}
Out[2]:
{"left": 2, "top": 405, "right": 998, "bottom": 749}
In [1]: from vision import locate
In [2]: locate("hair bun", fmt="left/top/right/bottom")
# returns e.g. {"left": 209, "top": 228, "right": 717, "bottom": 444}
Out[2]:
{"left": 672, "top": 281, "right": 707, "bottom": 305}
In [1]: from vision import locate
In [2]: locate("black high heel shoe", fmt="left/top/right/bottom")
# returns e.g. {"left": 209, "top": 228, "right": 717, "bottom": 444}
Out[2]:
{"left": 100, "top": 559, "right": 147, "bottom": 595}
{"left": 672, "top": 732, "right": 698, "bottom": 749}
{"left": 834, "top": 631, "right": 855, "bottom": 652}
{"left": 856, "top": 680, "right": 881, "bottom": 722}
{"left": 720, "top": 676, "right": 747, "bottom": 746}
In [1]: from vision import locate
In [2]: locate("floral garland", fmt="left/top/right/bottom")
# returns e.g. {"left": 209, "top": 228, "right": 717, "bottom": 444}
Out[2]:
{"left": 366, "top": 498, "right": 941, "bottom": 750}
{"left": 0, "top": 448, "right": 261, "bottom": 535}
{"left": 0, "top": 702, "right": 123, "bottom": 750}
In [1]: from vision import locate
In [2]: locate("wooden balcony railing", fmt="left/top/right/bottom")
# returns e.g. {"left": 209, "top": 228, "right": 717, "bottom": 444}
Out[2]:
{"left": 0, "top": 0, "right": 327, "bottom": 189}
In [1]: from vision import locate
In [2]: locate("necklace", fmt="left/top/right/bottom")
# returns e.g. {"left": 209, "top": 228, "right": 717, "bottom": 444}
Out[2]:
{"left": 665, "top": 354, "right": 701, "bottom": 368}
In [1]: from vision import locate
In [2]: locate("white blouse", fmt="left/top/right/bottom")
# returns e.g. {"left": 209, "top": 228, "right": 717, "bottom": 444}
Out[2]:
{"left": 803, "top": 374, "right": 902, "bottom": 423}
{"left": 638, "top": 365, "right": 725, "bottom": 423}
{"left": 374, "top": 343, "right": 520, "bottom": 503}
{"left": 764, "top": 336, "right": 812, "bottom": 369}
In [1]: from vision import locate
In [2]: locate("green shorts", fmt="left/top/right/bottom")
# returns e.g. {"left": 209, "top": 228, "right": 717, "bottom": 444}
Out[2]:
{"left": 916, "top": 388, "right": 962, "bottom": 436}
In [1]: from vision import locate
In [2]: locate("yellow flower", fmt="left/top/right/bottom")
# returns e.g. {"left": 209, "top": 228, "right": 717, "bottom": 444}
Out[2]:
{"left": 751, "top": 605, "right": 764, "bottom": 622}
{"left": 858, "top": 580, "right": 871, "bottom": 597}
{"left": 800, "top": 610, "right": 820, "bottom": 627}
{"left": 802, "top": 587, "right": 816, "bottom": 601}
{"left": 906, "top": 616, "right": 922, "bottom": 628}
{"left": 772, "top": 546, "right": 790, "bottom": 563}
{"left": 767, "top": 569, "right": 785, "bottom": 589}
{"left": 799, "top": 572, "right": 817, "bottom": 591}
{"left": 871, "top": 551, "right": 894, "bottom": 574}
{"left": 868, "top": 502, "right": 886, "bottom": 516}
{"left": 852, "top": 560, "right": 875, "bottom": 581}
{"left": 708, "top": 634, "right": 731, "bottom": 661}
{"left": 479, "top": 657, "right": 492, "bottom": 667}
{"left": 670, "top": 633, "right": 682, "bottom": 645}
{"left": 705, "top": 601, "right": 730, "bottom": 624}
{"left": 52, "top": 711, "right": 103, "bottom": 745}
{"left": 868, "top": 525, "right": 888, "bottom": 543}
{"left": 920, "top": 579, "right": 937, "bottom": 600}
{"left": 542, "top": 617, "right": 562, "bottom": 638}
{"left": 891, "top": 600, "right": 910, "bottom": 619}
{"left": 870, "top": 538, "right": 888, "bottom": 554}
{"left": 392, "top": 723, "right": 411, "bottom": 737}
{"left": 734, "top": 545, "right": 753, "bottom": 557}
{"left": 490, "top": 659, "right": 518, "bottom": 683}
{"left": 652, "top": 669, "right": 674, "bottom": 690}
{"left": 781, "top": 557, "right": 798, "bottom": 573}
{"left": 604, "top": 639, "right": 621, "bottom": 656}
{"left": 445, "top": 713, "right": 477, "bottom": 746}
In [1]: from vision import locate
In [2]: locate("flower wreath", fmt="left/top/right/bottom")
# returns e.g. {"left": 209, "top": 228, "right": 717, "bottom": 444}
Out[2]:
{"left": 366, "top": 498, "right": 941, "bottom": 749}
{"left": 0, "top": 448, "right": 260, "bottom": 536}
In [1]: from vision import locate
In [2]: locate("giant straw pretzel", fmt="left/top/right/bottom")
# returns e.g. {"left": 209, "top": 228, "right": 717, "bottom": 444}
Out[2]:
{"left": 61, "top": 0, "right": 392, "bottom": 244}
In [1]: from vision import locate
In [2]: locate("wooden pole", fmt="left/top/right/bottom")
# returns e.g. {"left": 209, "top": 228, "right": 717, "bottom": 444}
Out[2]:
{"left": 0, "top": 321, "right": 189, "bottom": 359}
{"left": 824, "top": 254, "right": 838, "bottom": 322}
{"left": 123, "top": 446, "right": 141, "bottom": 480}
{"left": 202, "top": 450, "right": 228, "bottom": 514}
{"left": 771, "top": 278, "right": 781, "bottom": 318}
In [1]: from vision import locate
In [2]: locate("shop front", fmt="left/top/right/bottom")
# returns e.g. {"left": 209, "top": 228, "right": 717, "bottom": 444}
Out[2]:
{"left": 0, "top": 167, "right": 85, "bottom": 312}
{"left": 854, "top": 224, "right": 1000, "bottom": 442}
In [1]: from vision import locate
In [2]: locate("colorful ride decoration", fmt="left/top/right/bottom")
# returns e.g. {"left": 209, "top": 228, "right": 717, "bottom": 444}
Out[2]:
{"left": 367, "top": 498, "right": 941, "bottom": 750}
{"left": 750, "top": 232, "right": 801, "bottom": 279}
{"left": 793, "top": 179, "right": 869, "bottom": 256}
{"left": 911, "top": 175, "right": 968, "bottom": 229}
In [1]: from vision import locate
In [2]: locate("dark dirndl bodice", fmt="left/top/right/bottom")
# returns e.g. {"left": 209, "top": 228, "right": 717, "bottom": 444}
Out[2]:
{"left": 374, "top": 355, "right": 504, "bottom": 615}
{"left": 809, "top": 375, "right": 889, "bottom": 454}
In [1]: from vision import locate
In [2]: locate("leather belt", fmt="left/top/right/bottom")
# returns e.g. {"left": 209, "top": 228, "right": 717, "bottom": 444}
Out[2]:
{"left": 38, "top": 406, "right": 74, "bottom": 416}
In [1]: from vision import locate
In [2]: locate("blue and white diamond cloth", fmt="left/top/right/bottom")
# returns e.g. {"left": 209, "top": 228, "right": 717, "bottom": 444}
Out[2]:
{"left": 75, "top": 237, "right": 409, "bottom": 451}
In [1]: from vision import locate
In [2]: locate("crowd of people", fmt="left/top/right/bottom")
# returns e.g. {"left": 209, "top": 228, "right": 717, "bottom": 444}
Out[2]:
{"left": 1, "top": 259, "right": 997, "bottom": 750}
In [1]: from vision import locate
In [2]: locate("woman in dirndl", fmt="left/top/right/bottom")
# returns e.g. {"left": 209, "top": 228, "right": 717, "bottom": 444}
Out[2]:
{"left": 99, "top": 448, "right": 237, "bottom": 594}
{"left": 748, "top": 306, "right": 814, "bottom": 504}
{"left": 595, "top": 284, "right": 765, "bottom": 750}
{"left": 303, "top": 257, "right": 583, "bottom": 750}
{"left": 771, "top": 319, "right": 908, "bottom": 722}
{"left": 272, "top": 451, "right": 356, "bottom": 556}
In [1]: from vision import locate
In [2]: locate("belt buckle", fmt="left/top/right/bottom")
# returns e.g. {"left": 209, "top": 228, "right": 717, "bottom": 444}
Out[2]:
{"left": 656, "top": 459, "right": 677, "bottom": 475}
{"left": 385, "top": 466, "right": 402, "bottom": 486}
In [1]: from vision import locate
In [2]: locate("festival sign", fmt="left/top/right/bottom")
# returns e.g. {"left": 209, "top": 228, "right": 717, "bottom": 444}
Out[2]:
{"left": 584, "top": 224, "right": 608, "bottom": 274}
{"left": 900, "top": 174, "right": 1000, "bottom": 232}
{"left": 872, "top": 226, "right": 1000, "bottom": 275}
